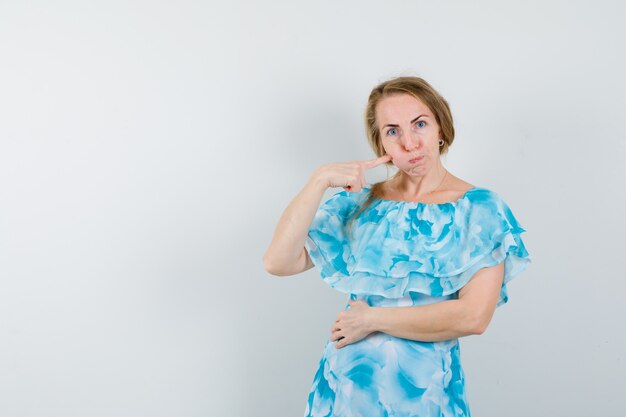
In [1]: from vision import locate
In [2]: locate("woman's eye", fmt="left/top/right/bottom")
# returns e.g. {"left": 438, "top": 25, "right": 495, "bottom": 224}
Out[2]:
{"left": 387, "top": 128, "right": 397, "bottom": 136}
{"left": 416, "top": 121, "right": 426, "bottom": 128}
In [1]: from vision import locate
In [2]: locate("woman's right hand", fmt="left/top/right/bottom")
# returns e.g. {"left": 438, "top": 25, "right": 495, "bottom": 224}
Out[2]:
{"left": 312, "top": 154, "right": 392, "bottom": 193}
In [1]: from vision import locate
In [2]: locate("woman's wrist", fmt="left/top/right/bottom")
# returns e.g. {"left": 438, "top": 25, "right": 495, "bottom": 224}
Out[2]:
{"left": 306, "top": 169, "right": 329, "bottom": 193}
{"left": 365, "top": 306, "right": 381, "bottom": 334}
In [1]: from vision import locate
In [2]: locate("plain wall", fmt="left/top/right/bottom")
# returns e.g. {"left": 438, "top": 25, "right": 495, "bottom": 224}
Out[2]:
{"left": 1, "top": 1, "right": 624, "bottom": 416}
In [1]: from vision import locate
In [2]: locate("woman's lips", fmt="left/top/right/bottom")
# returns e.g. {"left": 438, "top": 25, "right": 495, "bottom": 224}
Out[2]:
{"left": 409, "top": 156, "right": 424, "bottom": 163}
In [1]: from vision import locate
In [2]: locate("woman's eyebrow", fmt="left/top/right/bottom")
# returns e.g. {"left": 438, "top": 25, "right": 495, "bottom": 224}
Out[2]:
{"left": 382, "top": 115, "right": 429, "bottom": 128}
{"left": 411, "top": 115, "right": 429, "bottom": 123}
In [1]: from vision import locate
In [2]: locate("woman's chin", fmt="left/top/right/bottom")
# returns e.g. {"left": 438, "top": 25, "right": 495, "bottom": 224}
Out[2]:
{"left": 402, "top": 166, "right": 428, "bottom": 176}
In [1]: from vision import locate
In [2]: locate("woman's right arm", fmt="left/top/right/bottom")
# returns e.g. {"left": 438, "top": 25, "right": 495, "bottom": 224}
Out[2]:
{"left": 262, "top": 170, "right": 329, "bottom": 276}
{"left": 262, "top": 155, "right": 390, "bottom": 277}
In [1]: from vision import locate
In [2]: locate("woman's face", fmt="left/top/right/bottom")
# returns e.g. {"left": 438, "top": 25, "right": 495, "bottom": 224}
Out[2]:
{"left": 376, "top": 93, "right": 442, "bottom": 177}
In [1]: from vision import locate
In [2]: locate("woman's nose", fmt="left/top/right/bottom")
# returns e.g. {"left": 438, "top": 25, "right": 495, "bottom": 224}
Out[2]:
{"left": 401, "top": 132, "right": 420, "bottom": 150}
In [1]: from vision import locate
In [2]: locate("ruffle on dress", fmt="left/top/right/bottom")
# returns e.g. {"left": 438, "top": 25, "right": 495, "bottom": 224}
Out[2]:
{"left": 304, "top": 186, "right": 531, "bottom": 307}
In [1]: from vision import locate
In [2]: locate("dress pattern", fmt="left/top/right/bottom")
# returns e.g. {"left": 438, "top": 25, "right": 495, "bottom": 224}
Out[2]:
{"left": 303, "top": 185, "right": 531, "bottom": 417}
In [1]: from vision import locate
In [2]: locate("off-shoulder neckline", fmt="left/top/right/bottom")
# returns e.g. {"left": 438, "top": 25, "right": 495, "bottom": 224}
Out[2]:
{"left": 364, "top": 186, "right": 481, "bottom": 206}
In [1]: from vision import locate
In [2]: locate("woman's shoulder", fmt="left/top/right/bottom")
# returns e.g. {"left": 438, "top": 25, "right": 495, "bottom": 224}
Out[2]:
{"left": 444, "top": 175, "right": 498, "bottom": 201}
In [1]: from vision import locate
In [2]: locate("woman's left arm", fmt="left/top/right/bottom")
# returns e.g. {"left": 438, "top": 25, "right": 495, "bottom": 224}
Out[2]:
{"left": 331, "top": 261, "right": 505, "bottom": 348}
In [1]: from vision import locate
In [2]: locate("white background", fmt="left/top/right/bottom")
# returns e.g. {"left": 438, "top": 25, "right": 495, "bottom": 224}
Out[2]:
{"left": 1, "top": 1, "right": 624, "bottom": 416}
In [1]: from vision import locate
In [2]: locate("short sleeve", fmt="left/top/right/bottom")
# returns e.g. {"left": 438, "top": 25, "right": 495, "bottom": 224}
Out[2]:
{"left": 465, "top": 192, "right": 532, "bottom": 307}
{"left": 304, "top": 190, "right": 356, "bottom": 279}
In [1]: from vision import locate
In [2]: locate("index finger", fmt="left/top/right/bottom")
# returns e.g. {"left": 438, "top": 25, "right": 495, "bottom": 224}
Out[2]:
{"left": 361, "top": 154, "right": 392, "bottom": 170}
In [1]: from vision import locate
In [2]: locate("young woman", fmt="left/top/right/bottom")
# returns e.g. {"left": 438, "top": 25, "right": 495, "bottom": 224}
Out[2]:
{"left": 263, "top": 76, "right": 532, "bottom": 416}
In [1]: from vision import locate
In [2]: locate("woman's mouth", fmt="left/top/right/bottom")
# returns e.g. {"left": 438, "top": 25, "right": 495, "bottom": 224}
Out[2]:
{"left": 409, "top": 156, "right": 424, "bottom": 163}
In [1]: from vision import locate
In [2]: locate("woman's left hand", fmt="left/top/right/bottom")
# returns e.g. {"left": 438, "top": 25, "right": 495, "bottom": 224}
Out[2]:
{"left": 330, "top": 299, "right": 374, "bottom": 349}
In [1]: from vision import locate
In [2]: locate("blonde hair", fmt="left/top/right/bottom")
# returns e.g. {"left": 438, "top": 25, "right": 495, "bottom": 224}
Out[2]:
{"left": 346, "top": 76, "right": 456, "bottom": 235}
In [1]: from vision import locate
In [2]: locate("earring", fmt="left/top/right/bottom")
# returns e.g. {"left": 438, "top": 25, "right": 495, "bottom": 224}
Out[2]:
{"left": 439, "top": 139, "right": 444, "bottom": 146}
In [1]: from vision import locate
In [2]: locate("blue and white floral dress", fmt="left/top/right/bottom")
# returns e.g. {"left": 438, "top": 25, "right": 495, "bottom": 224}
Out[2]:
{"left": 303, "top": 185, "right": 531, "bottom": 417}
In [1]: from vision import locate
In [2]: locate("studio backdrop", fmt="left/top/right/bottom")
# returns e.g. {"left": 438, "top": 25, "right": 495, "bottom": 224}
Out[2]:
{"left": 0, "top": 1, "right": 624, "bottom": 416}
